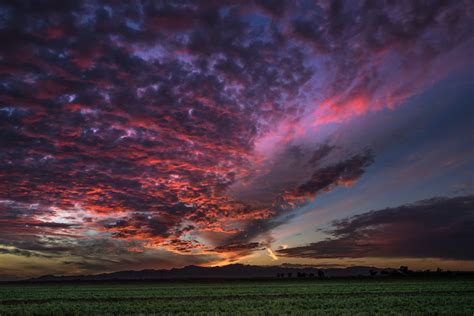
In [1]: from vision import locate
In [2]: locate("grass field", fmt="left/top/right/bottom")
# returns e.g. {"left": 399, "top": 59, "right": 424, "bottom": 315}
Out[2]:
{"left": 0, "top": 278, "right": 473, "bottom": 315}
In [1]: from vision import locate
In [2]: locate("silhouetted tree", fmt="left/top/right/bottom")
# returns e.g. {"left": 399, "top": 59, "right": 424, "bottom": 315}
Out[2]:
{"left": 317, "top": 270, "right": 325, "bottom": 279}
{"left": 287, "top": 272, "right": 293, "bottom": 278}
{"left": 369, "top": 269, "right": 378, "bottom": 277}
{"left": 399, "top": 266, "right": 409, "bottom": 274}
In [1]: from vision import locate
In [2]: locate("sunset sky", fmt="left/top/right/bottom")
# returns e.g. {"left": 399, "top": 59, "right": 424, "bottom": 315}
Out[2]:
{"left": 1, "top": 0, "right": 473, "bottom": 279}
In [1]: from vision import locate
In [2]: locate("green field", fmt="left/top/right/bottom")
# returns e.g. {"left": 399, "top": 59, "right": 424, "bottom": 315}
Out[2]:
{"left": 1, "top": 279, "right": 473, "bottom": 315}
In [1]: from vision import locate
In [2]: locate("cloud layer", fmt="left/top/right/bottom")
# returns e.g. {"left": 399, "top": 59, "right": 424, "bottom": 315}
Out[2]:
{"left": 0, "top": 0, "right": 472, "bottom": 274}
{"left": 278, "top": 195, "right": 474, "bottom": 260}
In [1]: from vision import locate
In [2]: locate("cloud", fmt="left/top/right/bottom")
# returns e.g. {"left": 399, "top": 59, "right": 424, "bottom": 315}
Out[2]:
{"left": 290, "top": 150, "right": 374, "bottom": 202}
{"left": 0, "top": 0, "right": 472, "bottom": 273}
{"left": 213, "top": 145, "right": 374, "bottom": 249}
{"left": 0, "top": 246, "right": 50, "bottom": 258}
{"left": 278, "top": 195, "right": 474, "bottom": 260}
{"left": 0, "top": 2, "right": 314, "bottom": 257}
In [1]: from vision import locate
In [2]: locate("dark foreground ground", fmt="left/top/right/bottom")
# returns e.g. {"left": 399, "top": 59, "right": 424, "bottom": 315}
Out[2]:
{"left": 1, "top": 278, "right": 474, "bottom": 315}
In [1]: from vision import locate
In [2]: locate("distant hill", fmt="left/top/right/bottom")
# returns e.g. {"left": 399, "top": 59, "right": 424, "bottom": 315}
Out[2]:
{"left": 25, "top": 264, "right": 398, "bottom": 282}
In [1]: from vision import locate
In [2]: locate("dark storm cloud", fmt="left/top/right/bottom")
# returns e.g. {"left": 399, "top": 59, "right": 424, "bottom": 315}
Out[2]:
{"left": 296, "top": 150, "right": 374, "bottom": 197}
{"left": 229, "top": 144, "right": 338, "bottom": 207}
{"left": 309, "top": 143, "right": 335, "bottom": 166}
{"left": 0, "top": 0, "right": 472, "bottom": 270}
{"left": 278, "top": 195, "right": 474, "bottom": 260}
{"left": 220, "top": 147, "right": 374, "bottom": 249}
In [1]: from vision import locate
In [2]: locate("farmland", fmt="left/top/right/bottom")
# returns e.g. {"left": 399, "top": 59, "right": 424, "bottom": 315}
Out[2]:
{"left": 0, "top": 278, "right": 473, "bottom": 315}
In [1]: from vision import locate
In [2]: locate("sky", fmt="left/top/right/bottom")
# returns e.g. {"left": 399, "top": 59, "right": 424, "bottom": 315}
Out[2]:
{"left": 0, "top": 0, "right": 473, "bottom": 279}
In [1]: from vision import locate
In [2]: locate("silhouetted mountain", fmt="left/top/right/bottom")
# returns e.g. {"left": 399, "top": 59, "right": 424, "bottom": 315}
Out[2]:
{"left": 25, "top": 264, "right": 400, "bottom": 282}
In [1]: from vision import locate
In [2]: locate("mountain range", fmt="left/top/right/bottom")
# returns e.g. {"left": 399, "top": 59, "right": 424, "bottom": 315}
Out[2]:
{"left": 25, "top": 264, "right": 398, "bottom": 282}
